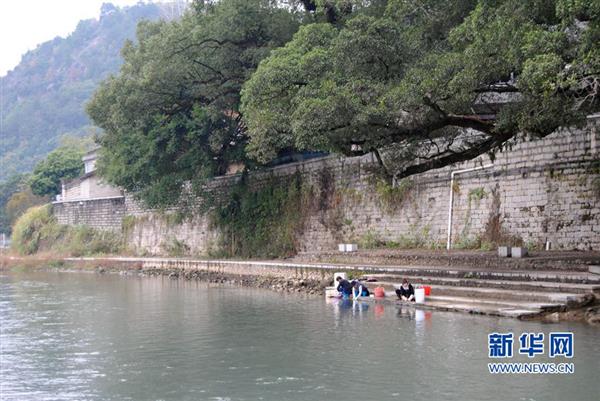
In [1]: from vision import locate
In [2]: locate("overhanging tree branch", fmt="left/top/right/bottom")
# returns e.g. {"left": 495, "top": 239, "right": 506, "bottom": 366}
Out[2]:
{"left": 395, "top": 131, "right": 514, "bottom": 179}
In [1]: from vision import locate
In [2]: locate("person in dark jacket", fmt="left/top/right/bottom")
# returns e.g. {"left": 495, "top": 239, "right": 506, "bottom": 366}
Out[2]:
{"left": 395, "top": 278, "right": 415, "bottom": 301}
{"left": 351, "top": 280, "right": 370, "bottom": 299}
{"left": 336, "top": 276, "right": 353, "bottom": 299}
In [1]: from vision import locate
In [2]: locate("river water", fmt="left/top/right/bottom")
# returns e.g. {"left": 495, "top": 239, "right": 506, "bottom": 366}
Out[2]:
{"left": 1, "top": 270, "right": 598, "bottom": 401}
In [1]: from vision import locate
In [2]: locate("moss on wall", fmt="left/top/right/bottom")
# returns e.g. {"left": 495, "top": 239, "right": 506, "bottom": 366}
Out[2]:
{"left": 210, "top": 172, "right": 313, "bottom": 258}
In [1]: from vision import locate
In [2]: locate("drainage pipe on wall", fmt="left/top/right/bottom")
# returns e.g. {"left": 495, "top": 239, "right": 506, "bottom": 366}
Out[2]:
{"left": 446, "top": 164, "right": 494, "bottom": 250}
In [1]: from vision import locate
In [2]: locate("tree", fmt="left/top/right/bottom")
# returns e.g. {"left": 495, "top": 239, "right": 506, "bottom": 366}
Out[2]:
{"left": 87, "top": 0, "right": 300, "bottom": 207}
{"left": 5, "top": 188, "right": 48, "bottom": 230}
{"left": 0, "top": 2, "right": 170, "bottom": 181}
{"left": 0, "top": 174, "right": 29, "bottom": 234}
{"left": 29, "top": 145, "right": 85, "bottom": 196}
{"left": 241, "top": 0, "right": 600, "bottom": 181}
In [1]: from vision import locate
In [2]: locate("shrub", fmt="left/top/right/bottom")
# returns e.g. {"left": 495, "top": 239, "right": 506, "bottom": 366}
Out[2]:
{"left": 11, "top": 204, "right": 123, "bottom": 256}
{"left": 11, "top": 204, "right": 59, "bottom": 254}
{"left": 162, "top": 238, "right": 190, "bottom": 257}
{"left": 64, "top": 225, "right": 123, "bottom": 256}
{"left": 211, "top": 173, "right": 311, "bottom": 258}
{"left": 375, "top": 178, "right": 414, "bottom": 213}
{"left": 358, "top": 230, "right": 381, "bottom": 249}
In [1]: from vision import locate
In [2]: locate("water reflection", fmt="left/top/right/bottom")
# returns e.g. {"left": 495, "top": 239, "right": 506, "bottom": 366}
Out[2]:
{"left": 1, "top": 271, "right": 599, "bottom": 401}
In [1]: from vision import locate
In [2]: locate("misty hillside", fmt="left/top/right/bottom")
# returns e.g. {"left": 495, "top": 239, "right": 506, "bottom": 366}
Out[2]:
{"left": 0, "top": 2, "right": 186, "bottom": 180}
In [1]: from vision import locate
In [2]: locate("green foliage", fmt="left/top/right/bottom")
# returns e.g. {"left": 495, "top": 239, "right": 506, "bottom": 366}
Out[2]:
{"left": 453, "top": 235, "right": 482, "bottom": 250}
{"left": 468, "top": 187, "right": 487, "bottom": 202}
{"left": 396, "top": 225, "right": 443, "bottom": 249}
{"left": 11, "top": 204, "right": 123, "bottom": 256}
{"left": 0, "top": 173, "right": 47, "bottom": 234}
{"left": 375, "top": 178, "right": 414, "bottom": 213}
{"left": 357, "top": 225, "right": 442, "bottom": 250}
{"left": 4, "top": 188, "right": 48, "bottom": 231}
{"left": 0, "top": 3, "right": 169, "bottom": 180}
{"left": 345, "top": 269, "right": 367, "bottom": 280}
{"left": 211, "top": 173, "right": 310, "bottom": 258}
{"left": 64, "top": 226, "right": 124, "bottom": 257}
{"left": 88, "top": 0, "right": 300, "bottom": 208}
{"left": 162, "top": 238, "right": 191, "bottom": 257}
{"left": 11, "top": 205, "right": 57, "bottom": 255}
{"left": 358, "top": 230, "right": 381, "bottom": 249}
{"left": 121, "top": 215, "right": 138, "bottom": 233}
{"left": 29, "top": 145, "right": 85, "bottom": 196}
{"left": 162, "top": 211, "right": 187, "bottom": 227}
{"left": 242, "top": 0, "right": 599, "bottom": 176}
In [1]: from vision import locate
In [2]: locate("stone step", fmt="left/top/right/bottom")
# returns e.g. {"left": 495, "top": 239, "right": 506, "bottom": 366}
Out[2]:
{"left": 358, "top": 293, "right": 548, "bottom": 319}
{"left": 367, "top": 281, "right": 587, "bottom": 303}
{"left": 423, "top": 295, "right": 563, "bottom": 311}
{"left": 317, "top": 260, "right": 594, "bottom": 273}
{"left": 419, "top": 301, "right": 545, "bottom": 319}
{"left": 360, "top": 275, "right": 600, "bottom": 294}
{"left": 356, "top": 268, "right": 600, "bottom": 284}
{"left": 296, "top": 251, "right": 598, "bottom": 272}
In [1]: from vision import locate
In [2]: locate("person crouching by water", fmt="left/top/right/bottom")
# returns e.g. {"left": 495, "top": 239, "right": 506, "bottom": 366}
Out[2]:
{"left": 352, "top": 280, "right": 370, "bottom": 299}
{"left": 336, "top": 276, "right": 354, "bottom": 299}
{"left": 395, "top": 278, "right": 415, "bottom": 302}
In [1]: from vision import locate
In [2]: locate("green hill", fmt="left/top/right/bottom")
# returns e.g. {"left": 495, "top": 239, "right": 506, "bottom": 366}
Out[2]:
{"left": 0, "top": 2, "right": 185, "bottom": 181}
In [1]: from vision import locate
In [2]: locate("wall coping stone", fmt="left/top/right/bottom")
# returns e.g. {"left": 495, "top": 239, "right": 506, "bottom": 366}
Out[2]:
{"left": 52, "top": 195, "right": 125, "bottom": 204}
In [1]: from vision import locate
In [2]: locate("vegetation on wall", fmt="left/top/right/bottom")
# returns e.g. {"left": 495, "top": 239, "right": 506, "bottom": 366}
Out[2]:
{"left": 11, "top": 204, "right": 123, "bottom": 256}
{"left": 210, "top": 173, "right": 312, "bottom": 258}
{"left": 375, "top": 178, "right": 414, "bottom": 213}
{"left": 162, "top": 238, "right": 191, "bottom": 257}
{"left": 357, "top": 225, "right": 443, "bottom": 250}
{"left": 479, "top": 185, "right": 523, "bottom": 248}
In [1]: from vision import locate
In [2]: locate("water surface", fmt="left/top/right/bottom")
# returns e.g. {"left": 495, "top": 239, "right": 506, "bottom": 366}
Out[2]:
{"left": 1, "top": 270, "right": 598, "bottom": 401}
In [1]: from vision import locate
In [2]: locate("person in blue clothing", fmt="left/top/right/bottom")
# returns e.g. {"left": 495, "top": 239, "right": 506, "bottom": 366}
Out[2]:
{"left": 351, "top": 279, "right": 370, "bottom": 299}
{"left": 336, "top": 276, "right": 353, "bottom": 299}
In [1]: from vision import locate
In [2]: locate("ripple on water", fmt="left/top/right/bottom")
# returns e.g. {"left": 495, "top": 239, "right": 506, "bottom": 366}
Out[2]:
{"left": 1, "top": 271, "right": 599, "bottom": 401}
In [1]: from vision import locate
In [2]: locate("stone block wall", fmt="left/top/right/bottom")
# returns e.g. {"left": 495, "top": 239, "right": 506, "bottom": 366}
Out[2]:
{"left": 53, "top": 197, "right": 127, "bottom": 231}
{"left": 291, "top": 126, "right": 600, "bottom": 252}
{"left": 52, "top": 122, "right": 600, "bottom": 254}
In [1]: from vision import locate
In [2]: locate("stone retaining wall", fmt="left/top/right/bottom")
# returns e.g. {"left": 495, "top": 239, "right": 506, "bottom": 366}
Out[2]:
{"left": 53, "top": 196, "right": 126, "bottom": 231}
{"left": 53, "top": 122, "right": 600, "bottom": 253}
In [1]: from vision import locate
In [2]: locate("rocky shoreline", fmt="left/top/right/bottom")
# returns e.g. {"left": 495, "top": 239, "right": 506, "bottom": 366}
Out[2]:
{"left": 68, "top": 263, "right": 600, "bottom": 326}
{"left": 95, "top": 264, "right": 331, "bottom": 296}
{"left": 3, "top": 254, "right": 599, "bottom": 325}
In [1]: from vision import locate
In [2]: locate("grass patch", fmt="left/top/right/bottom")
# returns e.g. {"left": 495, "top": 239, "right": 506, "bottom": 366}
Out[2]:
{"left": 358, "top": 230, "right": 382, "bottom": 249}
{"left": 11, "top": 204, "right": 124, "bottom": 256}
{"left": 375, "top": 178, "right": 414, "bottom": 213}
{"left": 161, "top": 238, "right": 190, "bottom": 257}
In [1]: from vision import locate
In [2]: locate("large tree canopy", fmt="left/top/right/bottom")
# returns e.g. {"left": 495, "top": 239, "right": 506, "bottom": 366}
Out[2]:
{"left": 87, "top": 0, "right": 300, "bottom": 207}
{"left": 29, "top": 145, "right": 85, "bottom": 196}
{"left": 241, "top": 0, "right": 600, "bottom": 180}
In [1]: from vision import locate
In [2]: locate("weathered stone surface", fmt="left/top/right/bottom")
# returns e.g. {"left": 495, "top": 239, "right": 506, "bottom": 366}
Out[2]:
{"left": 584, "top": 306, "right": 600, "bottom": 325}
{"left": 53, "top": 125, "right": 600, "bottom": 255}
